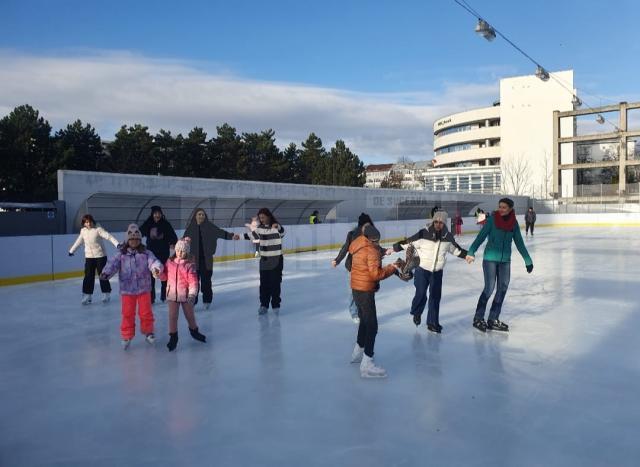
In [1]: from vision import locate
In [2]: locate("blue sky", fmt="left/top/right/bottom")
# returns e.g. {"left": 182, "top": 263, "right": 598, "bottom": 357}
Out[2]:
{"left": 1, "top": 0, "right": 638, "bottom": 163}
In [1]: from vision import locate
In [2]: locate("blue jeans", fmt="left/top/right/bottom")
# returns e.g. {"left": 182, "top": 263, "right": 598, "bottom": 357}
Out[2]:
{"left": 410, "top": 268, "right": 443, "bottom": 326}
{"left": 474, "top": 261, "right": 511, "bottom": 321}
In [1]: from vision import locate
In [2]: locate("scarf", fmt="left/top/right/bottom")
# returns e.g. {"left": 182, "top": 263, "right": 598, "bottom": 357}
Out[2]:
{"left": 493, "top": 210, "right": 516, "bottom": 231}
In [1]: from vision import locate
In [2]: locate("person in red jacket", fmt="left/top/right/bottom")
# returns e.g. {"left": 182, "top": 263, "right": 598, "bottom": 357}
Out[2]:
{"left": 348, "top": 224, "right": 399, "bottom": 378}
{"left": 159, "top": 237, "right": 206, "bottom": 351}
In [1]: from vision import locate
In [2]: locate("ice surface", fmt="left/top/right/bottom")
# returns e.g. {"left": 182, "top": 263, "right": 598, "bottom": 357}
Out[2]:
{"left": 1, "top": 227, "right": 639, "bottom": 467}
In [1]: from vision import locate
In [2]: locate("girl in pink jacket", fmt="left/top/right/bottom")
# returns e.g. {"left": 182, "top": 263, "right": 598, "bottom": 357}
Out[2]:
{"left": 159, "top": 237, "right": 206, "bottom": 351}
{"left": 101, "top": 224, "right": 163, "bottom": 350}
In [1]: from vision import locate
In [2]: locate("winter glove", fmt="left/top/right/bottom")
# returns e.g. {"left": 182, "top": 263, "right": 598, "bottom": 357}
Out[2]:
{"left": 526, "top": 264, "right": 534, "bottom": 274}
{"left": 68, "top": 252, "right": 74, "bottom": 256}
{"left": 151, "top": 268, "right": 161, "bottom": 278}
{"left": 116, "top": 243, "right": 124, "bottom": 250}
{"left": 187, "top": 295, "right": 196, "bottom": 305}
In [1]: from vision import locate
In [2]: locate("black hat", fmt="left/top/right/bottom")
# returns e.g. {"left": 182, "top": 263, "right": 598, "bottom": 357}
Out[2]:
{"left": 358, "top": 212, "right": 373, "bottom": 227}
{"left": 150, "top": 205, "right": 163, "bottom": 215}
{"left": 363, "top": 224, "right": 381, "bottom": 241}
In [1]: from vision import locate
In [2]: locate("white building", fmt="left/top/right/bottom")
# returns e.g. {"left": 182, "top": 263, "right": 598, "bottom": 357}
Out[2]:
{"left": 365, "top": 161, "right": 430, "bottom": 190}
{"left": 426, "top": 70, "right": 576, "bottom": 198}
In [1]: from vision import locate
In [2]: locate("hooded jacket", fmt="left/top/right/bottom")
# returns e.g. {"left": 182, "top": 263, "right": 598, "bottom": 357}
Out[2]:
{"left": 140, "top": 215, "right": 178, "bottom": 263}
{"left": 468, "top": 211, "right": 532, "bottom": 265}
{"left": 102, "top": 247, "right": 163, "bottom": 295}
{"left": 159, "top": 257, "right": 199, "bottom": 302}
{"left": 348, "top": 236, "right": 396, "bottom": 292}
{"left": 393, "top": 224, "right": 467, "bottom": 272}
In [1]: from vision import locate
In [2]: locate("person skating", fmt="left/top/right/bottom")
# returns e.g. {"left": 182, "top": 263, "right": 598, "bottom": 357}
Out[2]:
{"left": 158, "top": 237, "right": 206, "bottom": 351}
{"left": 332, "top": 213, "right": 391, "bottom": 323}
{"left": 68, "top": 214, "right": 120, "bottom": 305}
{"left": 140, "top": 205, "right": 178, "bottom": 304}
{"left": 100, "top": 224, "right": 163, "bottom": 350}
{"left": 184, "top": 208, "right": 240, "bottom": 309}
{"left": 349, "top": 224, "right": 399, "bottom": 378}
{"left": 390, "top": 211, "right": 467, "bottom": 334}
{"left": 454, "top": 211, "right": 463, "bottom": 236}
{"left": 245, "top": 208, "right": 285, "bottom": 315}
{"left": 525, "top": 207, "right": 537, "bottom": 237}
{"left": 465, "top": 198, "right": 533, "bottom": 333}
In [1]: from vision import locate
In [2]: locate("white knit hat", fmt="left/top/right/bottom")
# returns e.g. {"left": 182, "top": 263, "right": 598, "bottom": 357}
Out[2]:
{"left": 126, "top": 223, "right": 142, "bottom": 241}
{"left": 432, "top": 211, "right": 448, "bottom": 224}
{"left": 175, "top": 237, "right": 191, "bottom": 254}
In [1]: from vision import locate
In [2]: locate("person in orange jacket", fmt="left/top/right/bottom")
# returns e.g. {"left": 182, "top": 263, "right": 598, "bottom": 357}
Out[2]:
{"left": 348, "top": 224, "right": 399, "bottom": 378}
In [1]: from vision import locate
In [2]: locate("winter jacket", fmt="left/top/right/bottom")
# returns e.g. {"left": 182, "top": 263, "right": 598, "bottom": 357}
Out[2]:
{"left": 184, "top": 221, "right": 235, "bottom": 271}
{"left": 393, "top": 225, "right": 466, "bottom": 272}
{"left": 525, "top": 211, "right": 537, "bottom": 224}
{"left": 159, "top": 257, "right": 198, "bottom": 303}
{"left": 348, "top": 236, "right": 396, "bottom": 292}
{"left": 69, "top": 226, "right": 119, "bottom": 258}
{"left": 468, "top": 214, "right": 532, "bottom": 265}
{"left": 140, "top": 217, "right": 178, "bottom": 263}
{"left": 335, "top": 227, "right": 386, "bottom": 271}
{"left": 102, "top": 247, "right": 163, "bottom": 295}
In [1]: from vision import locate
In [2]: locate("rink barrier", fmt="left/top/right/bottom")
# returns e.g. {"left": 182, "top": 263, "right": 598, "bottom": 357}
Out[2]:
{"left": 2, "top": 213, "right": 639, "bottom": 287}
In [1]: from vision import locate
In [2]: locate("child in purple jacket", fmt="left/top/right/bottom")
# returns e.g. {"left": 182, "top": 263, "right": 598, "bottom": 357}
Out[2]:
{"left": 101, "top": 224, "right": 163, "bottom": 350}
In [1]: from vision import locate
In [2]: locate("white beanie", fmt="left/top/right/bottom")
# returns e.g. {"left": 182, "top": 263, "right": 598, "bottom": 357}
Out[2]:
{"left": 432, "top": 211, "right": 448, "bottom": 224}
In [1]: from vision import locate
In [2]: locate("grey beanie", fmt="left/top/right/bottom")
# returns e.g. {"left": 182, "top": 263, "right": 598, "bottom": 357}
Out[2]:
{"left": 363, "top": 224, "right": 381, "bottom": 241}
{"left": 432, "top": 210, "right": 448, "bottom": 224}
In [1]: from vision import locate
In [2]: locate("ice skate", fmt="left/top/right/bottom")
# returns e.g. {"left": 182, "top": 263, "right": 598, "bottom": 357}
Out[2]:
{"left": 145, "top": 333, "right": 156, "bottom": 344}
{"left": 189, "top": 327, "right": 206, "bottom": 342}
{"left": 427, "top": 323, "right": 441, "bottom": 334}
{"left": 473, "top": 318, "right": 487, "bottom": 333}
{"left": 204, "top": 303, "right": 211, "bottom": 310}
{"left": 487, "top": 319, "right": 509, "bottom": 332}
{"left": 258, "top": 306, "right": 268, "bottom": 315}
{"left": 272, "top": 307, "right": 280, "bottom": 314}
{"left": 121, "top": 339, "right": 131, "bottom": 350}
{"left": 81, "top": 294, "right": 92, "bottom": 305}
{"left": 412, "top": 313, "right": 421, "bottom": 326}
{"left": 350, "top": 344, "right": 364, "bottom": 364}
{"left": 167, "top": 332, "right": 178, "bottom": 351}
{"left": 101, "top": 292, "right": 110, "bottom": 303}
{"left": 351, "top": 315, "right": 360, "bottom": 324}
{"left": 360, "top": 355, "right": 387, "bottom": 378}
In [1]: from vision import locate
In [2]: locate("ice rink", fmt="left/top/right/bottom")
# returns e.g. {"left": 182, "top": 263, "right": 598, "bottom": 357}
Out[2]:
{"left": 1, "top": 226, "right": 639, "bottom": 467}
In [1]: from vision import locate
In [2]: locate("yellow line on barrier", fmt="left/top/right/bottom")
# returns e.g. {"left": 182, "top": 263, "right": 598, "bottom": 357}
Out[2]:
{"left": 1, "top": 223, "right": 638, "bottom": 286}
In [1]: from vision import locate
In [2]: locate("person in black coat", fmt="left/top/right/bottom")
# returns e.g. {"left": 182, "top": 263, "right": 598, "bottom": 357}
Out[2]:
{"left": 140, "top": 206, "right": 178, "bottom": 303}
{"left": 184, "top": 208, "right": 240, "bottom": 309}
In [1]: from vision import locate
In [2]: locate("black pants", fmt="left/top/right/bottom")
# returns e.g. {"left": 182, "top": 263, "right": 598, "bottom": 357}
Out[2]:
{"left": 150, "top": 277, "right": 167, "bottom": 303}
{"left": 83, "top": 257, "right": 111, "bottom": 294}
{"left": 259, "top": 255, "right": 283, "bottom": 308}
{"left": 194, "top": 268, "right": 213, "bottom": 305}
{"left": 353, "top": 290, "right": 378, "bottom": 358}
{"left": 525, "top": 222, "right": 535, "bottom": 235}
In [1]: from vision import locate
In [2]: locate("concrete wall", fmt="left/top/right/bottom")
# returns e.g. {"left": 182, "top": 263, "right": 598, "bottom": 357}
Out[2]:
{"left": 2, "top": 213, "right": 639, "bottom": 286}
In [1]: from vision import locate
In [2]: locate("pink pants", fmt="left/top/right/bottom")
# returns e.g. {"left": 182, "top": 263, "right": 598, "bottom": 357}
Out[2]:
{"left": 121, "top": 293, "right": 154, "bottom": 339}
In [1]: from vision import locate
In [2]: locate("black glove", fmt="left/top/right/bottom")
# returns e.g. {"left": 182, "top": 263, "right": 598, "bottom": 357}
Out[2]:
{"left": 68, "top": 252, "right": 74, "bottom": 257}
{"left": 526, "top": 264, "right": 533, "bottom": 274}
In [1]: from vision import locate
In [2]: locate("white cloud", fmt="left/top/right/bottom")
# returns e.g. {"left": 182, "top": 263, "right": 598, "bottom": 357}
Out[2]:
{"left": 0, "top": 50, "right": 498, "bottom": 164}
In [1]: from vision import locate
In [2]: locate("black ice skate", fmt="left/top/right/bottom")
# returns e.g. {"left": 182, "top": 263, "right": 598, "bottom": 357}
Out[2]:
{"left": 473, "top": 319, "right": 487, "bottom": 333}
{"left": 487, "top": 320, "right": 509, "bottom": 332}
{"left": 412, "top": 313, "right": 421, "bottom": 326}
{"left": 167, "top": 332, "right": 178, "bottom": 351}
{"left": 427, "top": 324, "right": 441, "bottom": 334}
{"left": 189, "top": 327, "right": 207, "bottom": 342}
{"left": 394, "top": 244, "right": 419, "bottom": 281}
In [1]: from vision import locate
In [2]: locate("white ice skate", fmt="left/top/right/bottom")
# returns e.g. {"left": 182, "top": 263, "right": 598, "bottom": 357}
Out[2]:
{"left": 204, "top": 303, "right": 211, "bottom": 311}
{"left": 81, "top": 294, "right": 92, "bottom": 305}
{"left": 350, "top": 344, "right": 364, "bottom": 364}
{"left": 258, "top": 306, "right": 268, "bottom": 315}
{"left": 351, "top": 315, "right": 360, "bottom": 324}
{"left": 360, "top": 355, "right": 387, "bottom": 378}
{"left": 145, "top": 334, "right": 156, "bottom": 344}
{"left": 121, "top": 339, "right": 131, "bottom": 350}
{"left": 101, "top": 293, "right": 110, "bottom": 304}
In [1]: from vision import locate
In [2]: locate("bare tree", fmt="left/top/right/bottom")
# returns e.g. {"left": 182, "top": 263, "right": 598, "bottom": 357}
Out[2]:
{"left": 539, "top": 150, "right": 553, "bottom": 199}
{"left": 380, "top": 170, "right": 404, "bottom": 189}
{"left": 500, "top": 153, "right": 532, "bottom": 196}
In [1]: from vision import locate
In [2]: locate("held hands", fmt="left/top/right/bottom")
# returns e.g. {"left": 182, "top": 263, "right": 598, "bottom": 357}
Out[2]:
{"left": 331, "top": 260, "right": 337, "bottom": 268}
{"left": 385, "top": 248, "right": 393, "bottom": 256}
{"left": 233, "top": 234, "right": 240, "bottom": 240}
{"left": 151, "top": 268, "right": 161, "bottom": 278}
{"left": 526, "top": 264, "right": 534, "bottom": 274}
{"left": 465, "top": 255, "right": 475, "bottom": 264}
{"left": 99, "top": 273, "right": 108, "bottom": 281}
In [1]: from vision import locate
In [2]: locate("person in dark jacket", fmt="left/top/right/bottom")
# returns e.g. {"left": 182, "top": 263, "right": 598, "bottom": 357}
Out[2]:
{"left": 525, "top": 207, "right": 537, "bottom": 237}
{"left": 184, "top": 208, "right": 240, "bottom": 309}
{"left": 332, "top": 213, "right": 389, "bottom": 322}
{"left": 140, "top": 206, "right": 178, "bottom": 303}
{"left": 466, "top": 198, "right": 533, "bottom": 333}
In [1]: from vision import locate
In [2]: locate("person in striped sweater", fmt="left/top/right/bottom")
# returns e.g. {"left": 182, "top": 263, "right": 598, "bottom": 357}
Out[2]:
{"left": 245, "top": 208, "right": 285, "bottom": 315}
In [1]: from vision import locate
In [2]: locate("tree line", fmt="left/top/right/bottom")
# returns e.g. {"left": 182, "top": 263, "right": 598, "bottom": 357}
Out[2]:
{"left": 0, "top": 105, "right": 366, "bottom": 202}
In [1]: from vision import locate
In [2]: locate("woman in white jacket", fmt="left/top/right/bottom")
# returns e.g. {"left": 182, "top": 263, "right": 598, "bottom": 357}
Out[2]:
{"left": 68, "top": 214, "right": 120, "bottom": 304}
{"left": 391, "top": 211, "right": 467, "bottom": 333}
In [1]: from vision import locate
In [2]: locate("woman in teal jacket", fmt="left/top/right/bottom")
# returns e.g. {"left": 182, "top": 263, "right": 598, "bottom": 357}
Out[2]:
{"left": 465, "top": 198, "right": 533, "bottom": 332}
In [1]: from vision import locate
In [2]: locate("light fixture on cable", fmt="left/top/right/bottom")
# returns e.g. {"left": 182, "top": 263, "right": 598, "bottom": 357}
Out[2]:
{"left": 572, "top": 95, "right": 582, "bottom": 107}
{"left": 595, "top": 114, "right": 605, "bottom": 124}
{"left": 475, "top": 19, "right": 496, "bottom": 41}
{"left": 535, "top": 65, "right": 550, "bottom": 82}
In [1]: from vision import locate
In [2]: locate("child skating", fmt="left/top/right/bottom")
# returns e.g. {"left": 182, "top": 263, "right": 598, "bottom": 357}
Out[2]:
{"left": 101, "top": 224, "right": 163, "bottom": 349}
{"left": 159, "top": 237, "right": 206, "bottom": 351}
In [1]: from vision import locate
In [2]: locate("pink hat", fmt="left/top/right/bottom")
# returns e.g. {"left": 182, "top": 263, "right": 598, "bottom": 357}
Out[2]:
{"left": 175, "top": 237, "right": 191, "bottom": 254}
